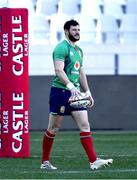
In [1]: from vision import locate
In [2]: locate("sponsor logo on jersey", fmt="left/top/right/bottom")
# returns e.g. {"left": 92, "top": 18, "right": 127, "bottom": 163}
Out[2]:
{"left": 71, "top": 71, "right": 79, "bottom": 74}
{"left": 74, "top": 61, "right": 80, "bottom": 70}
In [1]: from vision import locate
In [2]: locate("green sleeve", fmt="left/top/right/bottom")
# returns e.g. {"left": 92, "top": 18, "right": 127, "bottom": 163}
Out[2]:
{"left": 53, "top": 44, "right": 68, "bottom": 62}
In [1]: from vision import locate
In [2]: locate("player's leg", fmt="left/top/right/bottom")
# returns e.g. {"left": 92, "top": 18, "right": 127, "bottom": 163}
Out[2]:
{"left": 71, "top": 110, "right": 97, "bottom": 163}
{"left": 71, "top": 110, "right": 113, "bottom": 170}
{"left": 48, "top": 113, "right": 64, "bottom": 134}
{"left": 41, "top": 113, "right": 64, "bottom": 170}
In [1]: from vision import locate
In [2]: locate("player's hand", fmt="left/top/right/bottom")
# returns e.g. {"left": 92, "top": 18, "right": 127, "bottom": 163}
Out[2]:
{"left": 85, "top": 90, "right": 94, "bottom": 108}
{"left": 69, "top": 87, "right": 81, "bottom": 102}
{"left": 88, "top": 95, "right": 94, "bottom": 108}
{"left": 67, "top": 82, "right": 81, "bottom": 102}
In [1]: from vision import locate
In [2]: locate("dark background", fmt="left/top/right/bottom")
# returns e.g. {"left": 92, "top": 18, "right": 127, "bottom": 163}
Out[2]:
{"left": 29, "top": 75, "right": 137, "bottom": 130}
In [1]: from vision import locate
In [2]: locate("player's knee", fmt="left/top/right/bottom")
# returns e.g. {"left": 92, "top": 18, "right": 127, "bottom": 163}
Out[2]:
{"left": 50, "top": 127, "right": 59, "bottom": 134}
{"left": 48, "top": 124, "right": 60, "bottom": 134}
{"left": 79, "top": 122, "right": 90, "bottom": 132}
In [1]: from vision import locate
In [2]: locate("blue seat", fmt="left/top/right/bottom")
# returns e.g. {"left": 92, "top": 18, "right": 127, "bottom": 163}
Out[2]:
{"left": 120, "top": 14, "right": 137, "bottom": 44}
{"left": 97, "top": 15, "right": 120, "bottom": 44}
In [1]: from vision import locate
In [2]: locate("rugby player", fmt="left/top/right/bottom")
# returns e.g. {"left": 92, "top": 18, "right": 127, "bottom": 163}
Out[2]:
{"left": 41, "top": 19, "right": 113, "bottom": 170}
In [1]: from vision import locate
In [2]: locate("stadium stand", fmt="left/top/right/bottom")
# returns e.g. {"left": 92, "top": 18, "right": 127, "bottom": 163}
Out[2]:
{"left": 6, "top": 0, "right": 34, "bottom": 12}
{"left": 126, "top": 0, "right": 137, "bottom": 14}
{"left": 96, "top": 15, "right": 120, "bottom": 44}
{"left": 74, "top": 14, "right": 97, "bottom": 43}
{"left": 59, "top": 0, "right": 80, "bottom": 16}
{"left": 119, "top": 14, "right": 137, "bottom": 44}
{"left": 80, "top": 0, "right": 103, "bottom": 19}
{"left": 31, "top": 14, "right": 51, "bottom": 44}
{"left": 0, "top": 0, "right": 7, "bottom": 7}
{"left": 35, "top": 0, "right": 58, "bottom": 18}
{"left": 0, "top": 0, "right": 136, "bottom": 75}
{"left": 49, "top": 13, "right": 71, "bottom": 43}
{"left": 103, "top": 0, "right": 124, "bottom": 20}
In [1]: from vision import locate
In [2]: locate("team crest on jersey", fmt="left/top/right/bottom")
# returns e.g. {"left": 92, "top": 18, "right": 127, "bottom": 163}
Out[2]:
{"left": 60, "top": 106, "right": 65, "bottom": 113}
{"left": 70, "top": 51, "right": 74, "bottom": 56}
{"left": 78, "top": 50, "right": 82, "bottom": 58}
{"left": 74, "top": 61, "right": 80, "bottom": 70}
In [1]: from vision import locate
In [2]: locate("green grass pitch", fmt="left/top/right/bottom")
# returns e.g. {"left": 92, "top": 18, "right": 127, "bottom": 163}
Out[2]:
{"left": 0, "top": 131, "right": 137, "bottom": 179}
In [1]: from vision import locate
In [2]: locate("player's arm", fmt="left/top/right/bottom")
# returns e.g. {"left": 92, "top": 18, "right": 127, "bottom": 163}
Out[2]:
{"left": 79, "top": 66, "right": 90, "bottom": 92}
{"left": 79, "top": 67, "right": 94, "bottom": 107}
{"left": 54, "top": 60, "right": 80, "bottom": 97}
{"left": 54, "top": 60, "right": 70, "bottom": 85}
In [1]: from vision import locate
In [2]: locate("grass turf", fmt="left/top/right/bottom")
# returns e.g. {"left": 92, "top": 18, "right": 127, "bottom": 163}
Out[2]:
{"left": 0, "top": 131, "right": 137, "bottom": 179}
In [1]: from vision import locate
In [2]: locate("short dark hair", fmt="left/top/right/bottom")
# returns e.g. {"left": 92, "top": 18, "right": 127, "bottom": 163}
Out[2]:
{"left": 64, "top": 19, "right": 79, "bottom": 30}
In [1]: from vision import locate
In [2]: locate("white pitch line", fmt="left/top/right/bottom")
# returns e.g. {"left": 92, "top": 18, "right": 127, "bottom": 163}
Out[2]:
{"left": 100, "top": 154, "right": 137, "bottom": 157}
{"left": 21, "top": 169, "right": 137, "bottom": 174}
{"left": 47, "top": 169, "right": 137, "bottom": 173}
{"left": 31, "top": 139, "right": 41, "bottom": 141}
{"left": 31, "top": 154, "right": 137, "bottom": 158}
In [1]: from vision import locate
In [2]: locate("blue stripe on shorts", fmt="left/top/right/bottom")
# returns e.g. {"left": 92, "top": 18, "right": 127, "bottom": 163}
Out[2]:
{"left": 49, "top": 87, "right": 87, "bottom": 115}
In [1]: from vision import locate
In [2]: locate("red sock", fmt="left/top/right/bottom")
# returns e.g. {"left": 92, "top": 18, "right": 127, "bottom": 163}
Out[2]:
{"left": 80, "top": 132, "right": 97, "bottom": 163}
{"left": 42, "top": 129, "right": 55, "bottom": 163}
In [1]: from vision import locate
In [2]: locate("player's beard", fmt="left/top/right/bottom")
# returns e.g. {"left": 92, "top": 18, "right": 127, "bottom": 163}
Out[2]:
{"left": 68, "top": 33, "right": 80, "bottom": 42}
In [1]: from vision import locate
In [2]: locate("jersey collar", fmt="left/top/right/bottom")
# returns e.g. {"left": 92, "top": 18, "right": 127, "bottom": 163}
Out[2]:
{"left": 65, "top": 38, "right": 76, "bottom": 48}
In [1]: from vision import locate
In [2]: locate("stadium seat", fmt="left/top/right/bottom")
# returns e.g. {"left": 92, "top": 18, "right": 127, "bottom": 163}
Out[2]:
{"left": 31, "top": 0, "right": 38, "bottom": 10}
{"left": 104, "top": 0, "right": 124, "bottom": 20}
{"left": 31, "top": 14, "right": 51, "bottom": 44}
{"left": 120, "top": 14, "right": 137, "bottom": 44}
{"left": 80, "top": 0, "right": 102, "bottom": 19}
{"left": 7, "top": 0, "right": 34, "bottom": 12}
{"left": 74, "top": 14, "right": 97, "bottom": 43}
{"left": 50, "top": 13, "right": 71, "bottom": 44}
{"left": 58, "top": 0, "right": 80, "bottom": 16}
{"left": 0, "top": 0, "right": 8, "bottom": 7}
{"left": 35, "top": 0, "right": 58, "bottom": 18}
{"left": 126, "top": 0, "right": 137, "bottom": 14}
{"left": 118, "top": 0, "right": 127, "bottom": 13}
{"left": 96, "top": 15, "right": 120, "bottom": 44}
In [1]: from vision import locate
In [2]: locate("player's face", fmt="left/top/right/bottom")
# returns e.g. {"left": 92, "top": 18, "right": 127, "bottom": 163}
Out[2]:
{"left": 68, "top": 25, "right": 80, "bottom": 42}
